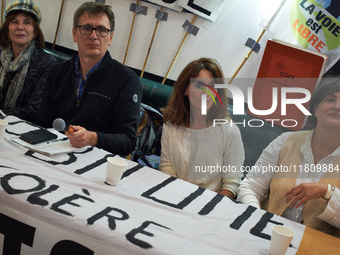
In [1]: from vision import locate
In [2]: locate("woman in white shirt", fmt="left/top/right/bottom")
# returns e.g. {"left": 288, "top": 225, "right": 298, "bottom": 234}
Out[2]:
{"left": 159, "top": 58, "right": 244, "bottom": 198}
{"left": 237, "top": 77, "right": 340, "bottom": 236}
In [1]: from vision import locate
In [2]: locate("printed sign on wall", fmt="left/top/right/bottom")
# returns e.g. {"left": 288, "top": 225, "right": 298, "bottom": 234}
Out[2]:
{"left": 261, "top": 0, "right": 340, "bottom": 73}
{"left": 177, "top": 0, "right": 226, "bottom": 22}
{"left": 146, "top": 0, "right": 184, "bottom": 12}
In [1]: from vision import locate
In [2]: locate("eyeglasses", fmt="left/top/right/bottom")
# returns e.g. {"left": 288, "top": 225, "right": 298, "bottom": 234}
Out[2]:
{"left": 76, "top": 25, "right": 111, "bottom": 37}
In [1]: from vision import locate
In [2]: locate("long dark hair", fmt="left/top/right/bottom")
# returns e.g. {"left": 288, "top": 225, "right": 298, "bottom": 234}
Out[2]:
{"left": 304, "top": 76, "right": 340, "bottom": 129}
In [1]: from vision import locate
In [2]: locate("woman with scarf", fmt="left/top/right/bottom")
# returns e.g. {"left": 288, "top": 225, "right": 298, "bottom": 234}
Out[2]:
{"left": 0, "top": 0, "right": 56, "bottom": 122}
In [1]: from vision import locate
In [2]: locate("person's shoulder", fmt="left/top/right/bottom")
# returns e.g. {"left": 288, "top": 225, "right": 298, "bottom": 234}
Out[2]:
{"left": 215, "top": 122, "right": 241, "bottom": 135}
{"left": 277, "top": 130, "right": 310, "bottom": 146}
{"left": 34, "top": 47, "right": 48, "bottom": 56}
{"left": 165, "top": 122, "right": 185, "bottom": 131}
{"left": 286, "top": 130, "right": 310, "bottom": 138}
{"left": 50, "top": 55, "right": 74, "bottom": 70}
{"left": 266, "top": 131, "right": 294, "bottom": 149}
{"left": 109, "top": 59, "right": 142, "bottom": 90}
{"left": 26, "top": 49, "right": 57, "bottom": 70}
{"left": 104, "top": 52, "right": 138, "bottom": 77}
{"left": 277, "top": 130, "right": 299, "bottom": 141}
{"left": 34, "top": 48, "right": 56, "bottom": 61}
{"left": 115, "top": 60, "right": 137, "bottom": 78}
{"left": 164, "top": 122, "right": 174, "bottom": 130}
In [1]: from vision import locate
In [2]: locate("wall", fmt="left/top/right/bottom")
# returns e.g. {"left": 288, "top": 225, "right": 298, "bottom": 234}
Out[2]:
{"left": 1, "top": 0, "right": 274, "bottom": 86}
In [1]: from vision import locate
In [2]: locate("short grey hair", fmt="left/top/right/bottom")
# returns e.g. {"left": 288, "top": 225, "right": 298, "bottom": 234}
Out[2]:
{"left": 304, "top": 76, "right": 340, "bottom": 129}
{"left": 73, "top": 2, "right": 115, "bottom": 31}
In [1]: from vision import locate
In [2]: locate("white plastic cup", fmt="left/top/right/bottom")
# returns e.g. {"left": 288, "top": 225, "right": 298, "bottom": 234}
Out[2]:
{"left": 0, "top": 119, "right": 8, "bottom": 143}
{"left": 105, "top": 157, "right": 128, "bottom": 186}
{"left": 270, "top": 225, "right": 295, "bottom": 255}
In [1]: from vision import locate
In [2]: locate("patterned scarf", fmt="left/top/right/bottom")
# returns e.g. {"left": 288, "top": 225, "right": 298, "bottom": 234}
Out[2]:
{"left": 0, "top": 43, "right": 35, "bottom": 109}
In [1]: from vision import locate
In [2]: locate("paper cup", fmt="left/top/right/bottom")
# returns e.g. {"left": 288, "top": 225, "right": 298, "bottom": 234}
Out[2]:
{"left": 270, "top": 225, "right": 295, "bottom": 255}
{"left": 105, "top": 157, "right": 128, "bottom": 186}
{"left": 0, "top": 119, "right": 8, "bottom": 143}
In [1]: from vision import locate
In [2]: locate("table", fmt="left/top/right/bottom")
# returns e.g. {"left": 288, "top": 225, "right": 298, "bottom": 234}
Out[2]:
{"left": 0, "top": 115, "right": 338, "bottom": 255}
{"left": 297, "top": 227, "right": 340, "bottom": 254}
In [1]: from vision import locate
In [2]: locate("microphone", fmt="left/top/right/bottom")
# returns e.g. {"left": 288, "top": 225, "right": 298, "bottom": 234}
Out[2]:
{"left": 53, "top": 118, "right": 74, "bottom": 133}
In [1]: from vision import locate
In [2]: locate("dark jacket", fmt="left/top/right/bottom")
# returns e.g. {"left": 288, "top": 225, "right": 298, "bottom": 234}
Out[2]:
{"left": 0, "top": 47, "right": 57, "bottom": 122}
{"left": 38, "top": 51, "right": 142, "bottom": 155}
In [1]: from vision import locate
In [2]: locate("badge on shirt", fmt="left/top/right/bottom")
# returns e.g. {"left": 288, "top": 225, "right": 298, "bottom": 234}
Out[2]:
{"left": 133, "top": 94, "right": 138, "bottom": 103}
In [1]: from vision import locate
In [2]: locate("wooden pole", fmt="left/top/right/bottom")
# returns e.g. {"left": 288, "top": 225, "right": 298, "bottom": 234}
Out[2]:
{"left": 52, "top": 0, "right": 65, "bottom": 51}
{"left": 227, "top": 0, "right": 285, "bottom": 84}
{"left": 228, "top": 29, "right": 266, "bottom": 84}
{"left": 1, "top": 0, "right": 5, "bottom": 26}
{"left": 140, "top": 6, "right": 163, "bottom": 78}
{"left": 123, "top": 0, "right": 140, "bottom": 65}
{"left": 161, "top": 14, "right": 197, "bottom": 84}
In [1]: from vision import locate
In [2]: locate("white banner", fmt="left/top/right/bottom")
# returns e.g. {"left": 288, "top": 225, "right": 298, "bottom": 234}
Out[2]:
{"left": 0, "top": 115, "right": 305, "bottom": 255}
{"left": 0, "top": 206, "right": 121, "bottom": 255}
{"left": 145, "top": 0, "right": 184, "bottom": 12}
{"left": 177, "top": 0, "right": 226, "bottom": 22}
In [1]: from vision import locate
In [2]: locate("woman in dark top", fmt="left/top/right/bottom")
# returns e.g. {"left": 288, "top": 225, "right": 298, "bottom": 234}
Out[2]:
{"left": 0, "top": 0, "right": 56, "bottom": 122}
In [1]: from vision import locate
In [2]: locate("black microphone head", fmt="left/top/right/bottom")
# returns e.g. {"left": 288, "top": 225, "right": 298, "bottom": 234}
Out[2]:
{"left": 53, "top": 118, "right": 66, "bottom": 132}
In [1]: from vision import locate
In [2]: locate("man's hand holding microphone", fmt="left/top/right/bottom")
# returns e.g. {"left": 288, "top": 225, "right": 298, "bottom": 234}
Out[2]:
{"left": 53, "top": 118, "right": 98, "bottom": 148}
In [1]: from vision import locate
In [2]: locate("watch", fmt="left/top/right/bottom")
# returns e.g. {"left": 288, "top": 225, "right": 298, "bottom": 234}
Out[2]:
{"left": 323, "top": 184, "right": 335, "bottom": 200}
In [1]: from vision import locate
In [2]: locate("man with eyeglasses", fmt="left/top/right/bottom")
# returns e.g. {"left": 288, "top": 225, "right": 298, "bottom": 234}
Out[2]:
{"left": 38, "top": 2, "right": 142, "bottom": 155}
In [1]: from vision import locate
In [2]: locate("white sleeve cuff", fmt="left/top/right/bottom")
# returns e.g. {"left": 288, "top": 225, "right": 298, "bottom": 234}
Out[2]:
{"left": 318, "top": 187, "right": 340, "bottom": 228}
